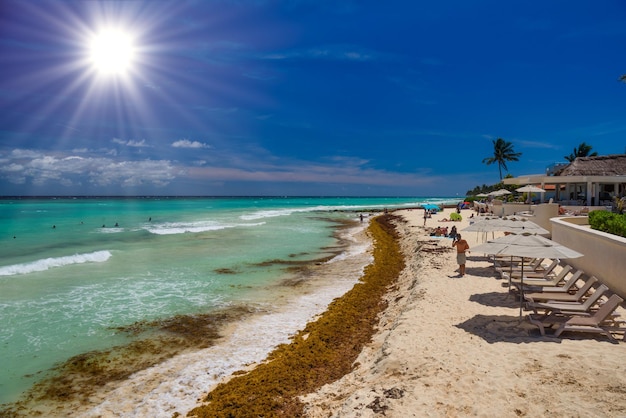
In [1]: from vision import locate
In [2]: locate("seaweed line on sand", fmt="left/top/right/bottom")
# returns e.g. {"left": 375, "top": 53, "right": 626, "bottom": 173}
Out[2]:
{"left": 188, "top": 214, "right": 406, "bottom": 418}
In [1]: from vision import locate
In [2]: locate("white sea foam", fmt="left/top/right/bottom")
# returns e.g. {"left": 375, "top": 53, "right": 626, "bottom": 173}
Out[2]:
{"left": 146, "top": 221, "right": 264, "bottom": 235}
{"left": 237, "top": 204, "right": 424, "bottom": 221}
{"left": 238, "top": 199, "right": 459, "bottom": 221}
{"left": 326, "top": 242, "right": 372, "bottom": 264}
{"left": 239, "top": 207, "right": 325, "bottom": 220}
{"left": 99, "top": 227, "right": 124, "bottom": 234}
{"left": 0, "top": 251, "right": 112, "bottom": 276}
{"left": 83, "top": 275, "right": 361, "bottom": 418}
{"left": 239, "top": 205, "right": 372, "bottom": 221}
{"left": 81, "top": 226, "right": 373, "bottom": 418}
{"left": 326, "top": 224, "right": 372, "bottom": 264}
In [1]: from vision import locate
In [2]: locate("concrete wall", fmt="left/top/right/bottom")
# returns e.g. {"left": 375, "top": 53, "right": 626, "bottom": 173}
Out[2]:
{"left": 529, "top": 203, "right": 559, "bottom": 235}
{"left": 500, "top": 202, "right": 531, "bottom": 217}
{"left": 551, "top": 217, "right": 626, "bottom": 299}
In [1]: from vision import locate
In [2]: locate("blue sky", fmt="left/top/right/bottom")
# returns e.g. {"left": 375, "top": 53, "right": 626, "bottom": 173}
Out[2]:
{"left": 1, "top": 1, "right": 625, "bottom": 197}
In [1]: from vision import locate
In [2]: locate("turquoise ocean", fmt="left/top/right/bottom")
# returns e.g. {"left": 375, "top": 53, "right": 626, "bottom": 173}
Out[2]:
{"left": 0, "top": 196, "right": 457, "bottom": 416}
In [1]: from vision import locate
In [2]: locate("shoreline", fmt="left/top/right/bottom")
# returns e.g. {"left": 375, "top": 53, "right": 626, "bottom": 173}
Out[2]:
{"left": 6, "top": 206, "right": 624, "bottom": 416}
{"left": 0, "top": 217, "right": 373, "bottom": 417}
{"left": 188, "top": 214, "right": 405, "bottom": 416}
{"left": 303, "top": 208, "right": 626, "bottom": 417}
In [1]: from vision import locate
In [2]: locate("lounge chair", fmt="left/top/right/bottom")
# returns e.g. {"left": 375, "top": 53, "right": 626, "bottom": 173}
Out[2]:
{"left": 506, "top": 259, "right": 560, "bottom": 280}
{"left": 507, "top": 263, "right": 570, "bottom": 291}
{"left": 495, "top": 257, "right": 546, "bottom": 274}
{"left": 526, "top": 282, "right": 607, "bottom": 316}
{"left": 524, "top": 273, "right": 596, "bottom": 303}
{"left": 528, "top": 294, "right": 625, "bottom": 342}
{"left": 526, "top": 269, "right": 584, "bottom": 294}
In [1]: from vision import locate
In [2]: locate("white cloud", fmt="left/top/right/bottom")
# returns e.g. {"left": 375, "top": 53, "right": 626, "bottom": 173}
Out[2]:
{"left": 4, "top": 163, "right": 24, "bottom": 172}
{"left": 171, "top": 139, "right": 211, "bottom": 149}
{"left": 262, "top": 44, "right": 377, "bottom": 62}
{"left": 0, "top": 152, "right": 177, "bottom": 189}
{"left": 112, "top": 138, "right": 150, "bottom": 147}
{"left": 10, "top": 149, "right": 42, "bottom": 158}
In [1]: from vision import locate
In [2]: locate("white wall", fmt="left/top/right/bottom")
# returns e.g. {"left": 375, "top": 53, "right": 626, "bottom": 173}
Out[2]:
{"left": 529, "top": 203, "right": 559, "bottom": 235}
{"left": 551, "top": 217, "right": 626, "bottom": 299}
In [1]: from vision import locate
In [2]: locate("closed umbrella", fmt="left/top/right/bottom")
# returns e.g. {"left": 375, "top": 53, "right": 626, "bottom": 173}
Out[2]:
{"left": 472, "top": 233, "right": 583, "bottom": 316}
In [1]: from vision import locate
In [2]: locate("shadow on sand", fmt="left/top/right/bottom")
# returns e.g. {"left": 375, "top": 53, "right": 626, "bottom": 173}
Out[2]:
{"left": 469, "top": 291, "right": 519, "bottom": 309}
{"left": 465, "top": 265, "right": 499, "bottom": 278}
{"left": 455, "top": 314, "right": 560, "bottom": 344}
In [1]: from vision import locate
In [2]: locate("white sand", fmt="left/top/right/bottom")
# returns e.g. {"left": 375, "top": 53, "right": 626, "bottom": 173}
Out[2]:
{"left": 302, "top": 208, "right": 626, "bottom": 418}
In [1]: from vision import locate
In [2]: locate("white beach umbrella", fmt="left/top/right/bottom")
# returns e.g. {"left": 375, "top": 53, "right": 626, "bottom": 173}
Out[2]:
{"left": 516, "top": 185, "right": 546, "bottom": 203}
{"left": 472, "top": 233, "right": 583, "bottom": 316}
{"left": 462, "top": 217, "right": 549, "bottom": 240}
{"left": 488, "top": 189, "right": 512, "bottom": 197}
{"left": 474, "top": 233, "right": 582, "bottom": 259}
{"left": 516, "top": 185, "right": 546, "bottom": 193}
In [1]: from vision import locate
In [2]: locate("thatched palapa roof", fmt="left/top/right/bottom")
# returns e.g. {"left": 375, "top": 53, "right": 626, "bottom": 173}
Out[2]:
{"left": 555, "top": 154, "right": 626, "bottom": 176}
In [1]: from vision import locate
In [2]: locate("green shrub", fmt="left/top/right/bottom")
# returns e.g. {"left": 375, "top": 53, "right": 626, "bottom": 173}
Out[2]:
{"left": 589, "top": 210, "right": 626, "bottom": 238}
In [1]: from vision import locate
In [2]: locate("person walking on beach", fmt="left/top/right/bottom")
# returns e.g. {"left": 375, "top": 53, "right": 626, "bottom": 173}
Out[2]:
{"left": 452, "top": 233, "right": 470, "bottom": 277}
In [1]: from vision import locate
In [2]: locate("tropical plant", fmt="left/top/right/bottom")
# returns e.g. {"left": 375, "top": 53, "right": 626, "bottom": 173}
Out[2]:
{"left": 482, "top": 138, "right": 522, "bottom": 181}
{"left": 564, "top": 142, "right": 598, "bottom": 162}
{"left": 589, "top": 210, "right": 626, "bottom": 238}
{"left": 615, "top": 196, "right": 626, "bottom": 215}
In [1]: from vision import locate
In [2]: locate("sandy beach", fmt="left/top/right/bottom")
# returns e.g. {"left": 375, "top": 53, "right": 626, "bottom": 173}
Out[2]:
{"left": 302, "top": 208, "right": 626, "bottom": 417}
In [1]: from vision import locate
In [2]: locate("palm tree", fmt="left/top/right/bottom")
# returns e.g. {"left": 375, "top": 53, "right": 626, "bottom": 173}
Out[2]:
{"left": 564, "top": 142, "right": 598, "bottom": 162}
{"left": 482, "top": 138, "right": 522, "bottom": 181}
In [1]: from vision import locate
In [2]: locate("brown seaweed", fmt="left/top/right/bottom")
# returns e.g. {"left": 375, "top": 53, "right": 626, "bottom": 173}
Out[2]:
{"left": 188, "top": 214, "right": 405, "bottom": 417}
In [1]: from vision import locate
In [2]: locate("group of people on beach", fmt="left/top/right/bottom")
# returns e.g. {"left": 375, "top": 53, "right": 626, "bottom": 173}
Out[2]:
{"left": 429, "top": 225, "right": 458, "bottom": 239}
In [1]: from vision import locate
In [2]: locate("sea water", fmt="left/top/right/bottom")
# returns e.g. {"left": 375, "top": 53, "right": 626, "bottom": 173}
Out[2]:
{"left": 0, "top": 196, "right": 456, "bottom": 416}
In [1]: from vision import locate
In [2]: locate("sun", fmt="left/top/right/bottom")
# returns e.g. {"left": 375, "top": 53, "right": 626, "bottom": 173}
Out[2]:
{"left": 89, "top": 29, "right": 135, "bottom": 75}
